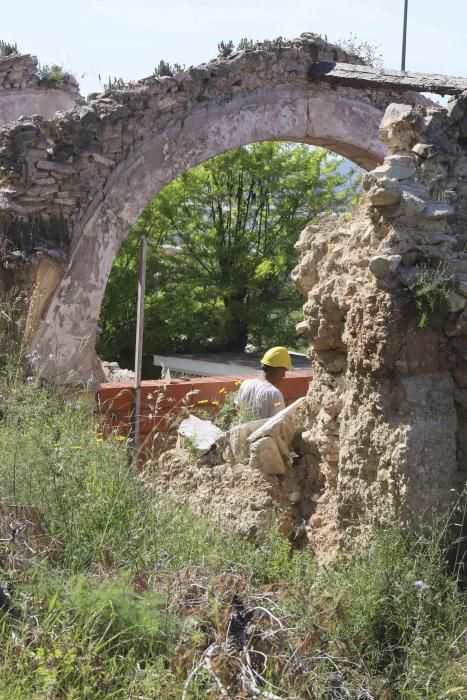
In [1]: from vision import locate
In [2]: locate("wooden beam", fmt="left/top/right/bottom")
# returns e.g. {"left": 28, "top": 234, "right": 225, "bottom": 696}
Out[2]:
{"left": 308, "top": 62, "right": 467, "bottom": 96}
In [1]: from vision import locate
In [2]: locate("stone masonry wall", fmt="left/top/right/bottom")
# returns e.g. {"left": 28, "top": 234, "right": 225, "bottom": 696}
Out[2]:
{"left": 0, "top": 33, "right": 431, "bottom": 384}
{"left": 0, "top": 53, "right": 80, "bottom": 125}
{"left": 294, "top": 96, "right": 467, "bottom": 557}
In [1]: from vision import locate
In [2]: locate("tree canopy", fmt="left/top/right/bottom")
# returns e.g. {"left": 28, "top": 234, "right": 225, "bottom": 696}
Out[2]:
{"left": 98, "top": 142, "right": 359, "bottom": 368}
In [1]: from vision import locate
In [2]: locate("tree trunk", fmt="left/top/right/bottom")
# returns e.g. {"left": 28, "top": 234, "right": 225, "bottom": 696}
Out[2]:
{"left": 223, "top": 294, "right": 249, "bottom": 352}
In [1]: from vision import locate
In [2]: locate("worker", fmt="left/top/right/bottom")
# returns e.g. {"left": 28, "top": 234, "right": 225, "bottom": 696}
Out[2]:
{"left": 235, "top": 346, "right": 292, "bottom": 419}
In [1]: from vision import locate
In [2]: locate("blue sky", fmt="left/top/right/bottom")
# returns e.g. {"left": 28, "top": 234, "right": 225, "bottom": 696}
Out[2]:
{"left": 3, "top": 0, "right": 466, "bottom": 96}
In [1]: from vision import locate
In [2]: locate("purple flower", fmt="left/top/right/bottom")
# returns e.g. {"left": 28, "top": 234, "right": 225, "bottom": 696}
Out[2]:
{"left": 413, "top": 580, "right": 428, "bottom": 591}
{"left": 26, "top": 351, "right": 40, "bottom": 366}
{"left": 47, "top": 353, "right": 54, "bottom": 360}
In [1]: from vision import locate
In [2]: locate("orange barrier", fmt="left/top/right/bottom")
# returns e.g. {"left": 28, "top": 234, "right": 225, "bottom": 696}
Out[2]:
{"left": 97, "top": 370, "right": 312, "bottom": 447}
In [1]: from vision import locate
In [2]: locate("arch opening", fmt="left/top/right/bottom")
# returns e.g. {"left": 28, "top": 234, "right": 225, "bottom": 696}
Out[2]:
{"left": 98, "top": 140, "right": 362, "bottom": 379}
{"left": 31, "top": 82, "right": 386, "bottom": 383}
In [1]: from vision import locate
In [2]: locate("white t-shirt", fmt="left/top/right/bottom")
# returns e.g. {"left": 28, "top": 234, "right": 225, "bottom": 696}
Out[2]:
{"left": 235, "top": 378, "right": 285, "bottom": 419}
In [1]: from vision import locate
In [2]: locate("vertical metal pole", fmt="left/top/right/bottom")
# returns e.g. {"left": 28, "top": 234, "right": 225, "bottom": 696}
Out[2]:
{"left": 401, "top": 0, "right": 409, "bottom": 71}
{"left": 133, "top": 236, "right": 147, "bottom": 450}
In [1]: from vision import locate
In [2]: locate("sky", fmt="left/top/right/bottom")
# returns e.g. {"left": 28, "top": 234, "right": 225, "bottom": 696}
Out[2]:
{"left": 2, "top": 0, "right": 466, "bottom": 97}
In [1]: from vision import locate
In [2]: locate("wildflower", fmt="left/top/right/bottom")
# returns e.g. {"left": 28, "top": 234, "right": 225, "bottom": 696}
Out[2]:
{"left": 26, "top": 376, "right": 34, "bottom": 383}
{"left": 219, "top": 388, "right": 226, "bottom": 394}
{"left": 197, "top": 399, "right": 208, "bottom": 404}
{"left": 413, "top": 580, "right": 428, "bottom": 591}
{"left": 116, "top": 435, "right": 126, "bottom": 442}
{"left": 234, "top": 381, "right": 242, "bottom": 386}
{"left": 26, "top": 351, "right": 40, "bottom": 365}
{"left": 96, "top": 438, "right": 103, "bottom": 443}
{"left": 274, "top": 401, "right": 281, "bottom": 406}
{"left": 47, "top": 353, "right": 54, "bottom": 360}
{"left": 212, "top": 400, "right": 219, "bottom": 406}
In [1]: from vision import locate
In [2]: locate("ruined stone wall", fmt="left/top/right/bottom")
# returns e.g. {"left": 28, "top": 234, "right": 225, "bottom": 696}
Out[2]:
{"left": 294, "top": 97, "right": 467, "bottom": 556}
{"left": 1, "top": 33, "right": 430, "bottom": 383}
{"left": 0, "top": 53, "right": 80, "bottom": 125}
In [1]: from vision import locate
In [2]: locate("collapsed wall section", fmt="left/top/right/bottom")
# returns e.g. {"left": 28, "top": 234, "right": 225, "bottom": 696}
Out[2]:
{"left": 294, "top": 96, "right": 467, "bottom": 556}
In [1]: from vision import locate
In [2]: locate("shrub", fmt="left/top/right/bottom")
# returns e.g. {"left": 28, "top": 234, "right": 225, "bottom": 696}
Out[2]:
{"left": 407, "top": 263, "right": 454, "bottom": 327}
{"left": 336, "top": 32, "right": 383, "bottom": 68}
{"left": 37, "top": 63, "right": 74, "bottom": 86}
{"left": 0, "top": 40, "right": 18, "bottom": 58}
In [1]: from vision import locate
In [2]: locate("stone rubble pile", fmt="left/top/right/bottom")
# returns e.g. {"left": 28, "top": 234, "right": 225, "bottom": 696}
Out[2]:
{"left": 157, "top": 397, "right": 318, "bottom": 539}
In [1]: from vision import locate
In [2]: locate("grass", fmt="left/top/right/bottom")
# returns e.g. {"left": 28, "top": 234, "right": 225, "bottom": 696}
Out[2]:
{"left": 36, "top": 63, "right": 74, "bottom": 86}
{"left": 0, "top": 314, "right": 465, "bottom": 697}
{"left": 0, "top": 40, "right": 18, "bottom": 58}
{"left": 407, "top": 263, "right": 454, "bottom": 328}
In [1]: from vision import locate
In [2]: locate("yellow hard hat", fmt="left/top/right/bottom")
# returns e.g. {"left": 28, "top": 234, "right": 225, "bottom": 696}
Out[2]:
{"left": 260, "top": 346, "right": 293, "bottom": 370}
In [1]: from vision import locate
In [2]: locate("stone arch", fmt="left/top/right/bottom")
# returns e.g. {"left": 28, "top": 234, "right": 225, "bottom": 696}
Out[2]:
{"left": 0, "top": 34, "right": 427, "bottom": 383}
{"left": 36, "top": 86, "right": 388, "bottom": 382}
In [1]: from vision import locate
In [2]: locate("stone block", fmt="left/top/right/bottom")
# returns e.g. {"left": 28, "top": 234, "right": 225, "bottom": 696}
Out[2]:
{"left": 455, "top": 274, "right": 467, "bottom": 298}
{"left": 400, "top": 190, "right": 426, "bottom": 216}
{"left": 372, "top": 155, "right": 416, "bottom": 181}
{"left": 412, "top": 143, "right": 437, "bottom": 158}
{"left": 422, "top": 202, "right": 454, "bottom": 219}
{"left": 446, "top": 292, "right": 467, "bottom": 313}
{"left": 367, "top": 185, "right": 400, "bottom": 206}
{"left": 380, "top": 103, "right": 413, "bottom": 129}
{"left": 222, "top": 418, "right": 268, "bottom": 464}
{"left": 369, "top": 255, "right": 401, "bottom": 279}
{"left": 447, "top": 95, "right": 466, "bottom": 123}
{"left": 248, "top": 436, "right": 286, "bottom": 474}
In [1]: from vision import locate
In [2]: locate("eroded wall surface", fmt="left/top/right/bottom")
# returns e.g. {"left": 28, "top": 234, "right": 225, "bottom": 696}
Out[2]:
{"left": 293, "top": 98, "right": 467, "bottom": 555}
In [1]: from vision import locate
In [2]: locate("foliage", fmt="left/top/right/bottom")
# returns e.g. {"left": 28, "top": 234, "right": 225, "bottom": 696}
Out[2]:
{"left": 218, "top": 36, "right": 290, "bottom": 58}
{"left": 99, "top": 143, "right": 359, "bottom": 367}
{"left": 37, "top": 63, "right": 74, "bottom": 86}
{"left": 154, "top": 59, "right": 185, "bottom": 77}
{"left": 212, "top": 390, "right": 259, "bottom": 431}
{"left": 408, "top": 263, "right": 454, "bottom": 327}
{"left": 0, "top": 40, "right": 18, "bottom": 58}
{"left": 0, "top": 345, "right": 465, "bottom": 697}
{"left": 103, "top": 75, "right": 126, "bottom": 91}
{"left": 336, "top": 32, "right": 383, "bottom": 68}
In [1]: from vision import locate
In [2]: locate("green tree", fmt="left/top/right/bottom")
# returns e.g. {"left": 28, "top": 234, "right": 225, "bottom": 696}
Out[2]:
{"left": 98, "top": 143, "right": 359, "bottom": 367}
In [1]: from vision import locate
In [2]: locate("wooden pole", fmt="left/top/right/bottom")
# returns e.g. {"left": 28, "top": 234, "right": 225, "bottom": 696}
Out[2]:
{"left": 133, "top": 236, "right": 147, "bottom": 450}
{"left": 401, "top": 0, "right": 409, "bottom": 71}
